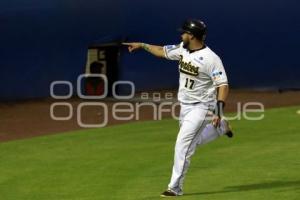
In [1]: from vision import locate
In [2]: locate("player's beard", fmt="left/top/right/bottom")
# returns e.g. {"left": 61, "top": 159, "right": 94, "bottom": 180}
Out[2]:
{"left": 182, "top": 40, "right": 190, "bottom": 50}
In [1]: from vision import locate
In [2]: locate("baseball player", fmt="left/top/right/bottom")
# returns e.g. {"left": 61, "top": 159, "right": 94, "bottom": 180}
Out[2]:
{"left": 123, "top": 19, "right": 233, "bottom": 197}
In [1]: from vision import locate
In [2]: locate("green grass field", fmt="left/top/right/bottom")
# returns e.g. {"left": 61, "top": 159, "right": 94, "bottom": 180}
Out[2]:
{"left": 1, "top": 106, "right": 300, "bottom": 200}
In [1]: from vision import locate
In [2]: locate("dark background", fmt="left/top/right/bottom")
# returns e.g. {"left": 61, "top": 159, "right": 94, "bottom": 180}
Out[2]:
{"left": 1, "top": 0, "right": 299, "bottom": 100}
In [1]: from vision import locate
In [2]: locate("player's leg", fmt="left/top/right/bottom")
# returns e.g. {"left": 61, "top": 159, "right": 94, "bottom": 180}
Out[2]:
{"left": 165, "top": 106, "right": 210, "bottom": 196}
{"left": 196, "top": 118, "right": 233, "bottom": 146}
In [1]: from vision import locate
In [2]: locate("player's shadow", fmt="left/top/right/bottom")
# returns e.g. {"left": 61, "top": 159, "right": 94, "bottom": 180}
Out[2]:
{"left": 185, "top": 180, "right": 300, "bottom": 196}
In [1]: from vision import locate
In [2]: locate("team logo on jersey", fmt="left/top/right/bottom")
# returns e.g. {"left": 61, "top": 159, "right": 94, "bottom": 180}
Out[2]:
{"left": 166, "top": 44, "right": 180, "bottom": 52}
{"left": 212, "top": 70, "right": 223, "bottom": 81}
{"left": 193, "top": 57, "right": 204, "bottom": 65}
{"left": 179, "top": 55, "right": 199, "bottom": 76}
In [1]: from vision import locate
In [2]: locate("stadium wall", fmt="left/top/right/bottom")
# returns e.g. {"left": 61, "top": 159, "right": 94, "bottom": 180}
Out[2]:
{"left": 0, "top": 0, "right": 299, "bottom": 100}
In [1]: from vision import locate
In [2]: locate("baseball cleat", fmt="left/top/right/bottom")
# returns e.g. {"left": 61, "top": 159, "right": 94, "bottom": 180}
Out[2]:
{"left": 225, "top": 130, "right": 233, "bottom": 138}
{"left": 160, "top": 190, "right": 180, "bottom": 197}
{"left": 222, "top": 119, "right": 234, "bottom": 138}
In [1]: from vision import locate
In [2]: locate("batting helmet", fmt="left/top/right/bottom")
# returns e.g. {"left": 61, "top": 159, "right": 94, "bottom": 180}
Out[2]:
{"left": 178, "top": 19, "right": 207, "bottom": 40}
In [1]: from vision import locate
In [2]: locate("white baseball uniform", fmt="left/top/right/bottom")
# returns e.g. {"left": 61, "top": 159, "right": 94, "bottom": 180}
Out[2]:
{"left": 163, "top": 42, "right": 229, "bottom": 195}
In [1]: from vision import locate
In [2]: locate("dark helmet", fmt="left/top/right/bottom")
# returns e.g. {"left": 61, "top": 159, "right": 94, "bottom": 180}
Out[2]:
{"left": 178, "top": 19, "right": 207, "bottom": 40}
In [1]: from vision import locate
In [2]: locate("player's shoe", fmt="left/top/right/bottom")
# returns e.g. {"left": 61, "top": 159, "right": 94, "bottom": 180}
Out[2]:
{"left": 221, "top": 119, "right": 234, "bottom": 138}
{"left": 225, "top": 130, "right": 233, "bottom": 138}
{"left": 160, "top": 189, "right": 181, "bottom": 197}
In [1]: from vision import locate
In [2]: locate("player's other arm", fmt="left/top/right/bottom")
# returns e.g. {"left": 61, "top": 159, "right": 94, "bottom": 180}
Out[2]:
{"left": 216, "top": 84, "right": 229, "bottom": 102}
{"left": 123, "top": 42, "right": 165, "bottom": 58}
{"left": 210, "top": 56, "right": 229, "bottom": 127}
{"left": 212, "top": 84, "right": 229, "bottom": 127}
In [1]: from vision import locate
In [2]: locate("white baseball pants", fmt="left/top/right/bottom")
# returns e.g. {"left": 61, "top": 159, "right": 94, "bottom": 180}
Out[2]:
{"left": 167, "top": 103, "right": 227, "bottom": 195}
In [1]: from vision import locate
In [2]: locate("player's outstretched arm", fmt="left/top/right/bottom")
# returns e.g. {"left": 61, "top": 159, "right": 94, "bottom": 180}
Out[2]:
{"left": 123, "top": 42, "right": 165, "bottom": 58}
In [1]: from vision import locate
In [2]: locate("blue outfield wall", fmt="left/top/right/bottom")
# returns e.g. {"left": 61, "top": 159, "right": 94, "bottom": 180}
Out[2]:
{"left": 0, "top": 0, "right": 299, "bottom": 100}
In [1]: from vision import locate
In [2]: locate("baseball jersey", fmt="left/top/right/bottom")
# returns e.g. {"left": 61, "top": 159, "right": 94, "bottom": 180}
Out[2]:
{"left": 163, "top": 42, "right": 228, "bottom": 104}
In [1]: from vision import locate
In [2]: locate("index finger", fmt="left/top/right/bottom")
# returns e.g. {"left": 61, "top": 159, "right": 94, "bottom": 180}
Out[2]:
{"left": 122, "top": 43, "right": 132, "bottom": 46}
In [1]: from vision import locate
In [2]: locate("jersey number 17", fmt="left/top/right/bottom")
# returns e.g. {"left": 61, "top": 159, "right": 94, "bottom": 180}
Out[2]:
{"left": 184, "top": 78, "right": 195, "bottom": 90}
